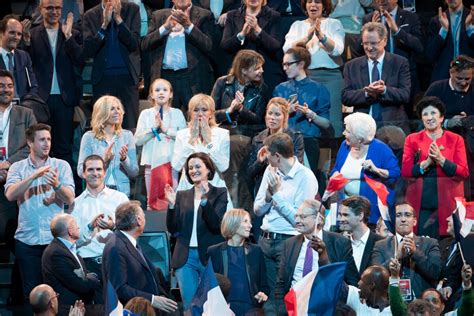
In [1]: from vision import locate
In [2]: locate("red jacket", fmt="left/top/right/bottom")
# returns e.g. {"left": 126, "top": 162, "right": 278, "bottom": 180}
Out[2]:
{"left": 401, "top": 130, "right": 469, "bottom": 235}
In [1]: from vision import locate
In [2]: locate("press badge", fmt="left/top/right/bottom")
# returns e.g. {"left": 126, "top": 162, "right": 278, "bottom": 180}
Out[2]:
{"left": 399, "top": 279, "right": 413, "bottom": 301}
{"left": 0, "top": 147, "right": 6, "bottom": 161}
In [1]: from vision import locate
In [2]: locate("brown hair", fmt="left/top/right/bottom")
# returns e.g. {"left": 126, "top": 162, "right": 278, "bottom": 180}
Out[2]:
{"left": 184, "top": 152, "right": 216, "bottom": 184}
{"left": 301, "top": 0, "right": 332, "bottom": 17}
{"left": 228, "top": 49, "right": 265, "bottom": 84}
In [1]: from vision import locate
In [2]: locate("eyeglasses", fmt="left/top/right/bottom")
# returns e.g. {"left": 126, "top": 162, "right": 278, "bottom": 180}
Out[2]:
{"left": 282, "top": 60, "right": 301, "bottom": 68}
{"left": 48, "top": 293, "right": 60, "bottom": 306}
{"left": 294, "top": 213, "right": 316, "bottom": 220}
{"left": 361, "top": 39, "right": 384, "bottom": 48}
{"left": 43, "top": 6, "right": 63, "bottom": 11}
{"left": 395, "top": 212, "right": 414, "bottom": 218}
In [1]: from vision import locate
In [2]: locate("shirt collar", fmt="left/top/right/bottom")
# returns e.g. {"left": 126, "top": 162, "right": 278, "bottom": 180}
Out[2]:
{"left": 449, "top": 78, "right": 470, "bottom": 93}
{"left": 304, "top": 227, "right": 323, "bottom": 242}
{"left": 389, "top": 6, "right": 398, "bottom": 18}
{"left": 121, "top": 230, "right": 137, "bottom": 247}
{"left": 396, "top": 232, "right": 414, "bottom": 244}
{"left": 277, "top": 157, "right": 301, "bottom": 179}
{"left": 27, "top": 155, "right": 51, "bottom": 168}
{"left": 83, "top": 185, "right": 112, "bottom": 198}
{"left": 0, "top": 47, "right": 14, "bottom": 57}
{"left": 57, "top": 236, "right": 76, "bottom": 252}
{"left": 352, "top": 228, "right": 370, "bottom": 245}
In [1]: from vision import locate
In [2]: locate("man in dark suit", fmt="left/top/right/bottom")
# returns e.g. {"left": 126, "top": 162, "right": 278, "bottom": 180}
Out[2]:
{"left": 24, "top": 0, "right": 84, "bottom": 165}
{"left": 0, "top": 16, "right": 38, "bottom": 100}
{"left": 372, "top": 203, "right": 442, "bottom": 298}
{"left": 342, "top": 21, "right": 411, "bottom": 133}
{"left": 83, "top": 0, "right": 141, "bottom": 129}
{"left": 338, "top": 196, "right": 384, "bottom": 277}
{"left": 42, "top": 214, "right": 101, "bottom": 314}
{"left": 274, "top": 199, "right": 359, "bottom": 308}
{"left": 426, "top": 0, "right": 474, "bottom": 83}
{"left": 102, "top": 201, "right": 177, "bottom": 313}
{"left": 141, "top": 0, "right": 214, "bottom": 113}
{"left": 363, "top": 0, "right": 423, "bottom": 107}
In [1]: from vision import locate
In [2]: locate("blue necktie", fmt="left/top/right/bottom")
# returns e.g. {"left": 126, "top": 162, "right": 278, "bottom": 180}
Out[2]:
{"left": 303, "top": 242, "right": 313, "bottom": 277}
{"left": 371, "top": 61, "right": 382, "bottom": 121}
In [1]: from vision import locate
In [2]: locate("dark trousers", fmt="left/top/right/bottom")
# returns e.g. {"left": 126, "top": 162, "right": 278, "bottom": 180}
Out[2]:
{"left": 83, "top": 258, "right": 104, "bottom": 304}
{"left": 93, "top": 74, "right": 139, "bottom": 129}
{"left": 303, "top": 137, "right": 320, "bottom": 177}
{"left": 47, "top": 95, "right": 74, "bottom": 166}
{"left": 15, "top": 239, "right": 47, "bottom": 303}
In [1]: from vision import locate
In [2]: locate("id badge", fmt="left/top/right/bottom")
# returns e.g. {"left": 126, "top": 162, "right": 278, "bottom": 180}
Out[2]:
{"left": 399, "top": 279, "right": 413, "bottom": 301}
{"left": 0, "top": 147, "right": 6, "bottom": 161}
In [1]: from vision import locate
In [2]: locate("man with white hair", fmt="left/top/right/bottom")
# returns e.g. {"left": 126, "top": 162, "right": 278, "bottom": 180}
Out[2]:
{"left": 342, "top": 21, "right": 411, "bottom": 133}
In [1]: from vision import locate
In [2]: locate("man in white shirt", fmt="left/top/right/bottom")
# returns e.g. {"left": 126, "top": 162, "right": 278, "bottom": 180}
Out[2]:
{"left": 71, "top": 154, "right": 128, "bottom": 294}
{"left": 338, "top": 196, "right": 383, "bottom": 275}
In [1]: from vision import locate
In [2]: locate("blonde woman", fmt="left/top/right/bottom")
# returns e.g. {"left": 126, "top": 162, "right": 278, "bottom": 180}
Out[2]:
{"left": 172, "top": 94, "right": 232, "bottom": 206}
{"left": 78, "top": 96, "right": 138, "bottom": 196}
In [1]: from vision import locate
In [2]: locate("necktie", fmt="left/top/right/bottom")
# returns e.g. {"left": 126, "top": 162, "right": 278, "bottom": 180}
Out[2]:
{"left": 302, "top": 242, "right": 313, "bottom": 277}
{"left": 370, "top": 60, "right": 382, "bottom": 120}
{"left": 452, "top": 12, "right": 461, "bottom": 58}
{"left": 6, "top": 52, "right": 14, "bottom": 72}
{"left": 388, "top": 14, "right": 395, "bottom": 53}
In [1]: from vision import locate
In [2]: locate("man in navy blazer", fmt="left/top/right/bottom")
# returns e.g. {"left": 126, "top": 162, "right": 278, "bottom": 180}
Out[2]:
{"left": 24, "top": 0, "right": 84, "bottom": 165}
{"left": 342, "top": 22, "right": 411, "bottom": 133}
{"left": 426, "top": 0, "right": 474, "bottom": 83}
{"left": 102, "top": 201, "right": 177, "bottom": 313}
{"left": 362, "top": 0, "right": 423, "bottom": 102}
{"left": 0, "top": 16, "right": 38, "bottom": 100}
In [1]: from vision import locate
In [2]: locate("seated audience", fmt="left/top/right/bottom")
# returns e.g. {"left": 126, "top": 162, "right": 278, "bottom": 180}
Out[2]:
{"left": 274, "top": 44, "right": 331, "bottom": 176}
{"left": 5, "top": 123, "right": 75, "bottom": 303}
{"left": 253, "top": 133, "right": 318, "bottom": 314}
{"left": 30, "top": 284, "right": 85, "bottom": 316}
{"left": 283, "top": 0, "right": 345, "bottom": 135}
{"left": 208, "top": 208, "right": 269, "bottom": 315}
{"left": 78, "top": 96, "right": 139, "bottom": 197}
{"left": 338, "top": 196, "right": 384, "bottom": 276}
{"left": 221, "top": 0, "right": 284, "bottom": 95}
{"left": 372, "top": 203, "right": 442, "bottom": 299}
{"left": 342, "top": 22, "right": 410, "bottom": 133}
{"left": 406, "top": 299, "right": 433, "bottom": 316}
{"left": 134, "top": 78, "right": 186, "bottom": 210}
{"left": 401, "top": 96, "right": 469, "bottom": 238}
{"left": 165, "top": 152, "right": 228, "bottom": 309}
{"left": 102, "top": 201, "right": 177, "bottom": 312}
{"left": 42, "top": 214, "right": 100, "bottom": 314}
{"left": 274, "top": 199, "right": 358, "bottom": 309}
{"left": 124, "top": 297, "right": 156, "bottom": 316}
{"left": 0, "top": 16, "right": 38, "bottom": 100}
{"left": 425, "top": 0, "right": 474, "bottom": 83}
{"left": 140, "top": 0, "right": 214, "bottom": 112}
{"left": 171, "top": 94, "right": 232, "bottom": 208}
{"left": 331, "top": 112, "right": 400, "bottom": 227}
{"left": 83, "top": 0, "right": 141, "bottom": 129}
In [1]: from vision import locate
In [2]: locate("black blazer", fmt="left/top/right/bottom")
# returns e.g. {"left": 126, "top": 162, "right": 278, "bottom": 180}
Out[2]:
{"left": 83, "top": 2, "right": 141, "bottom": 85}
{"left": 0, "top": 49, "right": 38, "bottom": 100}
{"left": 141, "top": 5, "right": 214, "bottom": 93}
{"left": 27, "top": 24, "right": 84, "bottom": 107}
{"left": 102, "top": 230, "right": 169, "bottom": 304}
{"left": 166, "top": 184, "right": 228, "bottom": 269}
{"left": 372, "top": 235, "right": 442, "bottom": 298}
{"left": 426, "top": 6, "right": 474, "bottom": 83}
{"left": 207, "top": 241, "right": 269, "bottom": 306}
{"left": 42, "top": 238, "right": 99, "bottom": 306}
{"left": 6, "top": 105, "right": 37, "bottom": 165}
{"left": 274, "top": 232, "right": 359, "bottom": 301}
{"left": 358, "top": 231, "right": 384, "bottom": 276}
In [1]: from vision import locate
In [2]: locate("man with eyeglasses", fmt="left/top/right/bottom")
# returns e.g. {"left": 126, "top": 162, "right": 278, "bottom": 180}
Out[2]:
{"left": 342, "top": 21, "right": 411, "bottom": 134}
{"left": 23, "top": 0, "right": 84, "bottom": 167}
{"left": 274, "top": 199, "right": 358, "bottom": 309}
{"left": 30, "top": 284, "right": 86, "bottom": 316}
{"left": 372, "top": 203, "right": 442, "bottom": 299}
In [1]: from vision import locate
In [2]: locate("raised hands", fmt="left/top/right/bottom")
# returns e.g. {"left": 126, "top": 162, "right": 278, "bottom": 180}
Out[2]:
{"left": 68, "top": 300, "right": 85, "bottom": 316}
{"left": 119, "top": 144, "right": 128, "bottom": 162}
{"left": 164, "top": 184, "right": 177, "bottom": 206}
{"left": 21, "top": 19, "right": 32, "bottom": 44}
{"left": 62, "top": 12, "right": 74, "bottom": 39}
{"left": 389, "top": 257, "right": 401, "bottom": 278}
{"left": 171, "top": 7, "right": 192, "bottom": 28}
{"left": 382, "top": 10, "right": 398, "bottom": 33}
{"left": 229, "top": 91, "right": 244, "bottom": 113}
{"left": 428, "top": 141, "right": 445, "bottom": 165}
{"left": 199, "top": 119, "right": 212, "bottom": 145}
{"left": 267, "top": 168, "right": 281, "bottom": 194}
{"left": 438, "top": 7, "right": 449, "bottom": 30}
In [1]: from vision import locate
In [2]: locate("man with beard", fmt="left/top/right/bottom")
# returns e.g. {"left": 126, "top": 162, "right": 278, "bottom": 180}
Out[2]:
{"left": 5, "top": 123, "right": 74, "bottom": 302}
{"left": 70, "top": 154, "right": 128, "bottom": 303}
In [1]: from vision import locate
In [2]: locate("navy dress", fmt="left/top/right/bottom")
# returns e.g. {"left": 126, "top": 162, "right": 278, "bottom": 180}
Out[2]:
{"left": 227, "top": 246, "right": 254, "bottom": 315}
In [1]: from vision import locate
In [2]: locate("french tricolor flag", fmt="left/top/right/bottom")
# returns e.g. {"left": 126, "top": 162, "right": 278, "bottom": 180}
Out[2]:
{"left": 364, "top": 175, "right": 394, "bottom": 234}
{"left": 188, "top": 260, "right": 234, "bottom": 316}
{"left": 322, "top": 173, "right": 349, "bottom": 202}
{"left": 284, "top": 262, "right": 346, "bottom": 316}
{"left": 106, "top": 280, "right": 123, "bottom": 316}
{"left": 453, "top": 197, "right": 474, "bottom": 239}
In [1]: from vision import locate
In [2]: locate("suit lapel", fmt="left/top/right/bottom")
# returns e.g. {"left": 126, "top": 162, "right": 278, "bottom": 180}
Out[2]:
{"left": 360, "top": 58, "right": 370, "bottom": 87}
{"left": 288, "top": 235, "right": 304, "bottom": 282}
{"left": 119, "top": 231, "right": 152, "bottom": 272}
{"left": 54, "top": 238, "right": 82, "bottom": 269}
{"left": 381, "top": 53, "right": 391, "bottom": 83}
{"left": 360, "top": 232, "right": 375, "bottom": 273}
{"left": 39, "top": 26, "right": 55, "bottom": 61}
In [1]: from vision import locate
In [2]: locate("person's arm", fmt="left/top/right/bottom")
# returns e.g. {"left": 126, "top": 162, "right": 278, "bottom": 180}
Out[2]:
{"left": 411, "top": 238, "right": 442, "bottom": 284}
{"left": 220, "top": 10, "right": 246, "bottom": 51}
{"left": 282, "top": 21, "right": 302, "bottom": 52}
{"left": 55, "top": 162, "right": 75, "bottom": 205}
{"left": 252, "top": 11, "right": 281, "bottom": 56}
{"left": 254, "top": 167, "right": 272, "bottom": 217}
{"left": 171, "top": 130, "right": 194, "bottom": 171}
{"left": 388, "top": 281, "right": 408, "bottom": 316}
{"left": 120, "top": 132, "right": 139, "bottom": 178}
{"left": 166, "top": 190, "right": 181, "bottom": 235}
{"left": 141, "top": 12, "right": 168, "bottom": 51}
{"left": 322, "top": 19, "right": 345, "bottom": 57}
{"left": 116, "top": 3, "right": 141, "bottom": 52}
{"left": 185, "top": 9, "right": 213, "bottom": 54}
{"left": 206, "top": 128, "right": 230, "bottom": 173}
{"left": 82, "top": 10, "right": 106, "bottom": 58}
{"left": 440, "top": 134, "right": 469, "bottom": 178}
{"left": 424, "top": 15, "right": 447, "bottom": 64}
{"left": 247, "top": 137, "right": 267, "bottom": 179}
{"left": 134, "top": 110, "right": 155, "bottom": 146}
{"left": 341, "top": 62, "right": 372, "bottom": 107}
{"left": 392, "top": 13, "right": 424, "bottom": 54}
{"left": 4, "top": 162, "right": 40, "bottom": 201}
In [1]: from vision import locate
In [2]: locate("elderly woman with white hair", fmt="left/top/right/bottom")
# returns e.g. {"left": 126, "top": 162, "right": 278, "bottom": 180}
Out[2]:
{"left": 330, "top": 112, "right": 400, "bottom": 226}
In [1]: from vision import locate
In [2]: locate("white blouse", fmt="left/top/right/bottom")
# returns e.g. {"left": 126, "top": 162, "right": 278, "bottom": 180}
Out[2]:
{"left": 283, "top": 18, "right": 345, "bottom": 69}
{"left": 134, "top": 107, "right": 187, "bottom": 166}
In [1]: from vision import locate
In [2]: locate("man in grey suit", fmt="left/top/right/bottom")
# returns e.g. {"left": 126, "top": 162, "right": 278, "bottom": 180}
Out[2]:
{"left": 372, "top": 203, "right": 442, "bottom": 299}
{"left": 0, "top": 69, "right": 37, "bottom": 242}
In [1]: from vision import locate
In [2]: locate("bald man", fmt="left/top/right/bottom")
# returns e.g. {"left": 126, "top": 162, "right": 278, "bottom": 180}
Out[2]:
{"left": 30, "top": 284, "right": 85, "bottom": 316}
{"left": 42, "top": 214, "right": 100, "bottom": 313}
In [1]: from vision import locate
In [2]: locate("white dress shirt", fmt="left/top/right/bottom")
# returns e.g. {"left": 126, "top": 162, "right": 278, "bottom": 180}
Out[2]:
{"left": 72, "top": 186, "right": 129, "bottom": 258}
{"left": 351, "top": 228, "right": 370, "bottom": 272}
{"left": 347, "top": 285, "right": 393, "bottom": 315}
{"left": 254, "top": 159, "right": 319, "bottom": 235}
{"left": 292, "top": 229, "right": 322, "bottom": 286}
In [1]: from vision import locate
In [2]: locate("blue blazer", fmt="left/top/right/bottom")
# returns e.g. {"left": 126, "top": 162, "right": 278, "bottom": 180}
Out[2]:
{"left": 0, "top": 49, "right": 38, "bottom": 100}
{"left": 331, "top": 139, "right": 400, "bottom": 224}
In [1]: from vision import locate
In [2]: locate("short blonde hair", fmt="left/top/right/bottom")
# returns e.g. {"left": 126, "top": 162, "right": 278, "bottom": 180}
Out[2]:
{"left": 187, "top": 94, "right": 217, "bottom": 128}
{"left": 91, "top": 95, "right": 124, "bottom": 140}
{"left": 266, "top": 97, "right": 290, "bottom": 129}
{"left": 220, "top": 208, "right": 251, "bottom": 240}
{"left": 344, "top": 112, "right": 377, "bottom": 144}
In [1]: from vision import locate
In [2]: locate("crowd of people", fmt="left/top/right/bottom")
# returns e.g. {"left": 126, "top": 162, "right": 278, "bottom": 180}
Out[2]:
{"left": 0, "top": 0, "right": 474, "bottom": 315}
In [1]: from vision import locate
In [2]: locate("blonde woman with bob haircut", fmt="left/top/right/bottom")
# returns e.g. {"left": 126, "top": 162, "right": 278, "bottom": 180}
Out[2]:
{"left": 172, "top": 94, "right": 233, "bottom": 208}
{"left": 207, "top": 209, "right": 269, "bottom": 315}
{"left": 330, "top": 112, "right": 400, "bottom": 227}
{"left": 78, "top": 95, "right": 138, "bottom": 196}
